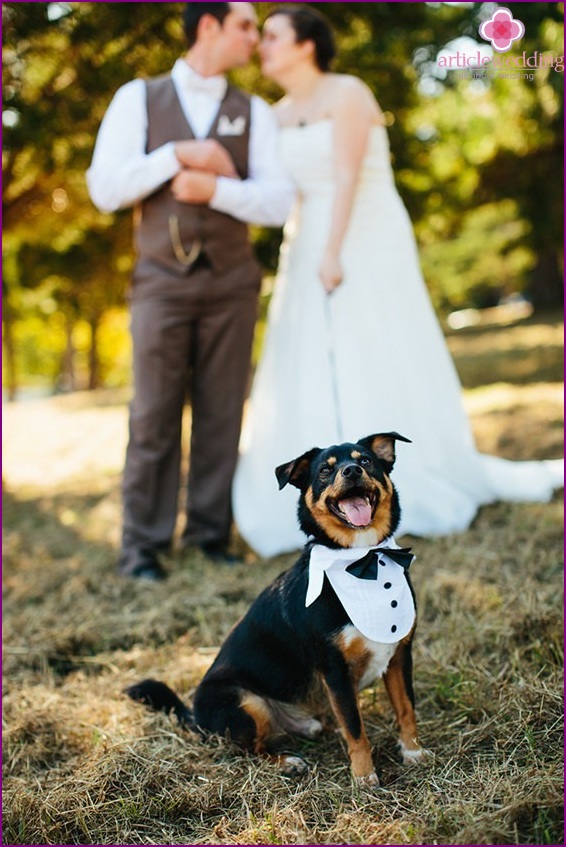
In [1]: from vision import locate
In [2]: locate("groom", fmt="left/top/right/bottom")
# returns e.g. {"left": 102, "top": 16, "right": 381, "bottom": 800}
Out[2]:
{"left": 87, "top": 3, "right": 294, "bottom": 579}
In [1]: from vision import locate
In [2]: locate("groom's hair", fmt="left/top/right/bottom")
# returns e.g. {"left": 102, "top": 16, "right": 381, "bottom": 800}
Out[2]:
{"left": 267, "top": 5, "right": 336, "bottom": 72}
{"left": 183, "top": 3, "right": 231, "bottom": 48}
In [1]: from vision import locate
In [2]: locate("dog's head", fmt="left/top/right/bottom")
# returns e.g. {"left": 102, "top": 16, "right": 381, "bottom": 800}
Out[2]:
{"left": 276, "top": 432, "right": 411, "bottom": 549}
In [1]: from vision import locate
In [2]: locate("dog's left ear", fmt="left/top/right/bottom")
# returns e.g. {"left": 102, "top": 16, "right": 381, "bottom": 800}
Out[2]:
{"left": 357, "top": 432, "right": 411, "bottom": 473}
{"left": 275, "top": 447, "right": 321, "bottom": 491}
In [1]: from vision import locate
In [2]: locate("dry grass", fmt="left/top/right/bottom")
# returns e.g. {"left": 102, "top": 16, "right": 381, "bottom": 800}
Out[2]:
{"left": 2, "top": 313, "right": 564, "bottom": 845}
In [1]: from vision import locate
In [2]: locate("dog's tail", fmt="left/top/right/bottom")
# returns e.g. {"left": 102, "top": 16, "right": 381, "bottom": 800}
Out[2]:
{"left": 125, "top": 678, "right": 195, "bottom": 729}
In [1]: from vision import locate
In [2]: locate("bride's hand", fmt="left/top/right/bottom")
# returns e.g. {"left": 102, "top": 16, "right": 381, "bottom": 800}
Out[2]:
{"left": 319, "top": 253, "right": 344, "bottom": 293}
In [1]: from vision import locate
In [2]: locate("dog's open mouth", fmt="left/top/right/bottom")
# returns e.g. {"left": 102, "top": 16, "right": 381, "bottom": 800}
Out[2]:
{"left": 328, "top": 491, "right": 377, "bottom": 528}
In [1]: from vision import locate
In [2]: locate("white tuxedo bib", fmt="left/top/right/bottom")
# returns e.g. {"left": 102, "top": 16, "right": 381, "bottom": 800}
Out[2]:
{"left": 306, "top": 538, "right": 416, "bottom": 643}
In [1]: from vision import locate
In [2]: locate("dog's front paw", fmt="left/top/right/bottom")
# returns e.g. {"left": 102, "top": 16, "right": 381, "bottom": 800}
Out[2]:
{"left": 398, "top": 741, "right": 432, "bottom": 766}
{"left": 278, "top": 754, "right": 309, "bottom": 776}
{"left": 354, "top": 769, "right": 380, "bottom": 789}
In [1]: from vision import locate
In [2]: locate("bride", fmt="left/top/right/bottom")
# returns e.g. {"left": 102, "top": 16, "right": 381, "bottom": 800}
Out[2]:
{"left": 233, "top": 4, "right": 562, "bottom": 559}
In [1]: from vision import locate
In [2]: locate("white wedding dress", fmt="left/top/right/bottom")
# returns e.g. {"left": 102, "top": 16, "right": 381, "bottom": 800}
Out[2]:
{"left": 233, "top": 120, "right": 562, "bottom": 558}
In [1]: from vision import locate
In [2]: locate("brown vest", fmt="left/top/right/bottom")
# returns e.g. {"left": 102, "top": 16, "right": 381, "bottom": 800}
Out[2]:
{"left": 136, "top": 75, "right": 253, "bottom": 274}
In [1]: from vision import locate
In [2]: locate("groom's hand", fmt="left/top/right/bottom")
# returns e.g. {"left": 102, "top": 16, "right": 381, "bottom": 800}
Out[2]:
{"left": 171, "top": 170, "right": 218, "bottom": 205}
{"left": 174, "top": 139, "right": 237, "bottom": 178}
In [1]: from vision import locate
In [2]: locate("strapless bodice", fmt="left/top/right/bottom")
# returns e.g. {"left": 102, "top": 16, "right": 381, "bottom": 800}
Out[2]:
{"left": 280, "top": 120, "right": 396, "bottom": 201}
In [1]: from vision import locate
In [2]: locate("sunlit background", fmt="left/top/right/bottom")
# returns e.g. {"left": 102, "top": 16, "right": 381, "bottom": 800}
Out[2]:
{"left": 2, "top": 2, "right": 563, "bottom": 399}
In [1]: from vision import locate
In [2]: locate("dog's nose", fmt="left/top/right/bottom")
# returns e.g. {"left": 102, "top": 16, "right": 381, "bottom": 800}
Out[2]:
{"left": 341, "top": 463, "right": 363, "bottom": 479}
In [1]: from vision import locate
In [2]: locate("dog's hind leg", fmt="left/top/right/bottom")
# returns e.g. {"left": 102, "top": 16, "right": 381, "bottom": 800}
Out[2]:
{"left": 238, "top": 692, "right": 310, "bottom": 775}
{"left": 267, "top": 699, "right": 324, "bottom": 739}
{"left": 237, "top": 691, "right": 274, "bottom": 752}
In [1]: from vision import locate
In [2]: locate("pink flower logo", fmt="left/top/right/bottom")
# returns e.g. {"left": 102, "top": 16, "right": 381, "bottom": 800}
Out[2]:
{"left": 479, "top": 7, "right": 525, "bottom": 53}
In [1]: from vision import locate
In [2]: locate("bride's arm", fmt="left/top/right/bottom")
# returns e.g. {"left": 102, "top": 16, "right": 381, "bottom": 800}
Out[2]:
{"left": 320, "top": 77, "right": 377, "bottom": 293}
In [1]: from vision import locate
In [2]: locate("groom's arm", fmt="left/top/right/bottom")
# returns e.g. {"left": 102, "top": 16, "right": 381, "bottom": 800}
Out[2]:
{"left": 87, "top": 80, "right": 239, "bottom": 213}
{"left": 172, "top": 97, "right": 295, "bottom": 227}
{"left": 86, "top": 79, "right": 182, "bottom": 213}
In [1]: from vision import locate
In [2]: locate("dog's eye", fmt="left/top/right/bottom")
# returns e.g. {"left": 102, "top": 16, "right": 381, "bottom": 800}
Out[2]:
{"left": 319, "top": 466, "right": 332, "bottom": 479}
{"left": 360, "top": 457, "right": 371, "bottom": 466}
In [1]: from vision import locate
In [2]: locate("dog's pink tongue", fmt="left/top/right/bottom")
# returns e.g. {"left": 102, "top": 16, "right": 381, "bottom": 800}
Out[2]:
{"left": 340, "top": 497, "right": 371, "bottom": 527}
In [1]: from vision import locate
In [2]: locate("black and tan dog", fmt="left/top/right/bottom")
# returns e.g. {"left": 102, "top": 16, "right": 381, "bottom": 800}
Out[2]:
{"left": 127, "top": 432, "right": 428, "bottom": 786}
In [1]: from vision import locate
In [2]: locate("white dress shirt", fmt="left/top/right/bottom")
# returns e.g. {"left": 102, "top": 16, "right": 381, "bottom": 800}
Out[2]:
{"left": 86, "top": 59, "right": 295, "bottom": 226}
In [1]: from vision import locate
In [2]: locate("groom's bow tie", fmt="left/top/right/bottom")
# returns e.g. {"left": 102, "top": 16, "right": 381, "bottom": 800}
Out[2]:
{"left": 346, "top": 547, "right": 414, "bottom": 580}
{"left": 186, "top": 73, "right": 227, "bottom": 100}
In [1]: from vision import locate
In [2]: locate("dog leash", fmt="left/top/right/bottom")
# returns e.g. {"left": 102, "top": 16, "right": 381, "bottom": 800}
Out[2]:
{"left": 324, "top": 293, "right": 344, "bottom": 441}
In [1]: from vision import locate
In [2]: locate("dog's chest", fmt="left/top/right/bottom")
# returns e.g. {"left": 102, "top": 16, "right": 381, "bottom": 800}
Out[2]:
{"left": 339, "top": 624, "right": 397, "bottom": 690}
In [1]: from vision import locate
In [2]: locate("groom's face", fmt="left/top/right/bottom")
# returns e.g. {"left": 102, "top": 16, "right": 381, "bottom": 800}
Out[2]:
{"left": 214, "top": 3, "right": 259, "bottom": 70}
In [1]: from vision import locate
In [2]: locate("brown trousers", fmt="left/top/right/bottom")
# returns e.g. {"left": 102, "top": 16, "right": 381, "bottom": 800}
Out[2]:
{"left": 121, "top": 257, "right": 260, "bottom": 555}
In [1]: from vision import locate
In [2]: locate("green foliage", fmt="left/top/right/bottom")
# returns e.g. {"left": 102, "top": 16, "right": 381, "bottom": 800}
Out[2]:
{"left": 420, "top": 200, "right": 534, "bottom": 310}
{"left": 2, "top": 2, "right": 563, "bottom": 394}
{"left": 2, "top": 305, "right": 132, "bottom": 392}
{"left": 408, "top": 4, "right": 564, "bottom": 309}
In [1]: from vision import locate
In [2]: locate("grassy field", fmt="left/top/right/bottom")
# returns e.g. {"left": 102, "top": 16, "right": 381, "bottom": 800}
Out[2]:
{"left": 2, "top": 312, "right": 564, "bottom": 846}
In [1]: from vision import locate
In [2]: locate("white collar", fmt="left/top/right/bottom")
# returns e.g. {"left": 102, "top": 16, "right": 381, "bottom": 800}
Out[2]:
{"left": 172, "top": 59, "right": 227, "bottom": 101}
{"left": 306, "top": 535, "right": 400, "bottom": 606}
{"left": 306, "top": 537, "right": 416, "bottom": 642}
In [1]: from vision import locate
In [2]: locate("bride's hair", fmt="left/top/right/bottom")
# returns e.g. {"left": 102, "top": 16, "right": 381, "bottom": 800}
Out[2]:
{"left": 267, "top": 5, "right": 336, "bottom": 72}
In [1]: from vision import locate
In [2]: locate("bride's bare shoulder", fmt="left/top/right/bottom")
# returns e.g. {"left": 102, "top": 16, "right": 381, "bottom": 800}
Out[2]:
{"left": 327, "top": 74, "right": 384, "bottom": 121}
{"left": 330, "top": 73, "right": 375, "bottom": 100}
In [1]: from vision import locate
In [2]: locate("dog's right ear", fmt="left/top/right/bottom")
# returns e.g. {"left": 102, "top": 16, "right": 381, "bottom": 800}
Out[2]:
{"left": 275, "top": 447, "right": 321, "bottom": 491}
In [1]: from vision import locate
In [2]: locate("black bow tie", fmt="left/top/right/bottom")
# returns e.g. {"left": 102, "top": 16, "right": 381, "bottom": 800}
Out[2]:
{"left": 346, "top": 547, "right": 414, "bottom": 580}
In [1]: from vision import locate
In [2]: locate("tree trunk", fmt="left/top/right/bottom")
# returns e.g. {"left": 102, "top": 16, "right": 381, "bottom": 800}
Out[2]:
{"left": 56, "top": 318, "right": 76, "bottom": 393}
{"left": 527, "top": 250, "right": 564, "bottom": 309}
{"left": 2, "top": 314, "right": 18, "bottom": 401}
{"left": 88, "top": 314, "right": 100, "bottom": 391}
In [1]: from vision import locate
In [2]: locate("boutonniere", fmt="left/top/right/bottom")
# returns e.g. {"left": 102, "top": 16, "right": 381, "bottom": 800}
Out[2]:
{"left": 217, "top": 115, "right": 246, "bottom": 136}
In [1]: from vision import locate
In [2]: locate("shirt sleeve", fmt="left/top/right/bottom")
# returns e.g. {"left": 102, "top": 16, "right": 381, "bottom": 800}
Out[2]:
{"left": 86, "top": 79, "right": 181, "bottom": 214}
{"left": 209, "top": 96, "right": 296, "bottom": 227}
